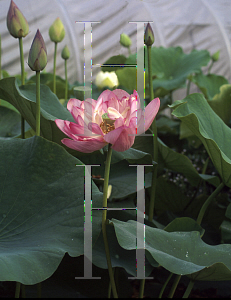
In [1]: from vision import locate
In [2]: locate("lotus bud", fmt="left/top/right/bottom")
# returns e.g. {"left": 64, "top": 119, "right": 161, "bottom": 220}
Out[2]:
{"left": 95, "top": 71, "right": 119, "bottom": 89}
{"left": 211, "top": 50, "right": 220, "bottom": 62}
{"left": 7, "top": 0, "right": 29, "bottom": 39}
{"left": 144, "top": 23, "right": 154, "bottom": 46}
{"left": 120, "top": 33, "right": 132, "bottom": 48}
{"left": 61, "top": 45, "right": 70, "bottom": 60}
{"left": 28, "top": 30, "right": 47, "bottom": 71}
{"left": 49, "top": 17, "right": 65, "bottom": 43}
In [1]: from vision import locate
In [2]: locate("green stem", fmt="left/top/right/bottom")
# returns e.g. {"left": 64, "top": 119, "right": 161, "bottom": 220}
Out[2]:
{"left": 128, "top": 46, "right": 131, "bottom": 56}
{"left": 64, "top": 59, "right": 68, "bottom": 101}
{"left": 102, "top": 143, "right": 118, "bottom": 298}
{"left": 208, "top": 61, "right": 214, "bottom": 74}
{"left": 19, "top": 37, "right": 25, "bottom": 139}
{"left": 197, "top": 182, "right": 225, "bottom": 225}
{"left": 15, "top": 282, "right": 21, "bottom": 298}
{"left": 35, "top": 71, "right": 41, "bottom": 136}
{"left": 186, "top": 79, "right": 191, "bottom": 96}
{"left": 108, "top": 267, "right": 115, "bottom": 298}
{"left": 53, "top": 42, "right": 57, "bottom": 94}
{"left": 139, "top": 278, "right": 145, "bottom": 298}
{"left": 147, "top": 45, "right": 158, "bottom": 223}
{"left": 158, "top": 272, "right": 173, "bottom": 298}
{"left": 19, "top": 37, "right": 25, "bottom": 85}
{"left": 168, "top": 274, "right": 181, "bottom": 298}
{"left": 182, "top": 279, "right": 195, "bottom": 298}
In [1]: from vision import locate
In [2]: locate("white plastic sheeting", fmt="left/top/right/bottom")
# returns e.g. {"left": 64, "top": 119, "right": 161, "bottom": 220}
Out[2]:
{"left": 0, "top": 0, "right": 231, "bottom": 88}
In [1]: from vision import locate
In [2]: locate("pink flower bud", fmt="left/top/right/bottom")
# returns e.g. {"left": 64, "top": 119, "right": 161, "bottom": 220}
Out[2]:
{"left": 145, "top": 23, "right": 154, "bottom": 46}
{"left": 7, "top": 0, "right": 29, "bottom": 39}
{"left": 28, "top": 30, "right": 47, "bottom": 71}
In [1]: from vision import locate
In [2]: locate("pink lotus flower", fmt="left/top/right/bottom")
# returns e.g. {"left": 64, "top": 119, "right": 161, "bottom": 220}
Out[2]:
{"left": 55, "top": 89, "right": 160, "bottom": 153}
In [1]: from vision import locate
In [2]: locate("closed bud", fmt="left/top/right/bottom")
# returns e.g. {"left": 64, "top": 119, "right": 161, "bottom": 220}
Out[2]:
{"left": 120, "top": 33, "right": 132, "bottom": 48}
{"left": 49, "top": 17, "right": 65, "bottom": 43}
{"left": 28, "top": 30, "right": 47, "bottom": 71}
{"left": 7, "top": 0, "right": 29, "bottom": 39}
{"left": 61, "top": 45, "right": 70, "bottom": 60}
{"left": 144, "top": 23, "right": 154, "bottom": 46}
{"left": 211, "top": 50, "right": 220, "bottom": 62}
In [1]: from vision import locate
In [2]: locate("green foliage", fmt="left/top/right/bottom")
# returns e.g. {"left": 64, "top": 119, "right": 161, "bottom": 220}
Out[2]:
{"left": 171, "top": 93, "right": 231, "bottom": 187}
{"left": 0, "top": 136, "right": 102, "bottom": 284}
{"left": 112, "top": 218, "right": 231, "bottom": 278}
{"left": 1, "top": 43, "right": 231, "bottom": 295}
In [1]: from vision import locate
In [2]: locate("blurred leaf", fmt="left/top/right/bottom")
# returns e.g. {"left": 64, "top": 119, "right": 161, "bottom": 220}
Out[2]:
{"left": 116, "top": 67, "right": 136, "bottom": 91}
{"left": 191, "top": 72, "right": 228, "bottom": 100}
{"left": 29, "top": 73, "right": 72, "bottom": 99}
{"left": 209, "top": 84, "right": 231, "bottom": 125}
{"left": 156, "top": 116, "right": 180, "bottom": 135}
{"left": 0, "top": 106, "right": 30, "bottom": 138}
{"left": 101, "top": 55, "right": 127, "bottom": 72}
{"left": 126, "top": 47, "right": 210, "bottom": 92}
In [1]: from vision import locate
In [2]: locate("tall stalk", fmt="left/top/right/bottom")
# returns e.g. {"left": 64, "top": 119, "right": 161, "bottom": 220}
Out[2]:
{"left": 64, "top": 59, "right": 68, "bottom": 101}
{"left": 197, "top": 182, "right": 225, "bottom": 225}
{"left": 148, "top": 44, "right": 158, "bottom": 223}
{"left": 35, "top": 71, "right": 41, "bottom": 136}
{"left": 19, "top": 37, "right": 25, "bottom": 139}
{"left": 53, "top": 42, "right": 57, "bottom": 94}
{"left": 102, "top": 143, "right": 118, "bottom": 298}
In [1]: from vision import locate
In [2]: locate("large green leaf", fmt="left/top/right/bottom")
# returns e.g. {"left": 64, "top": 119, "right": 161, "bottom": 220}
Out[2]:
{"left": 171, "top": 93, "right": 231, "bottom": 187}
{"left": 112, "top": 219, "right": 231, "bottom": 280}
{"left": 191, "top": 72, "right": 229, "bottom": 100}
{"left": 126, "top": 47, "right": 210, "bottom": 92}
{"left": 0, "top": 136, "right": 102, "bottom": 284}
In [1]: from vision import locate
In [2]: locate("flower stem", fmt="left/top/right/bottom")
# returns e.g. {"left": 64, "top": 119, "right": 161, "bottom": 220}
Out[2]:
{"left": 128, "top": 46, "right": 131, "bottom": 56}
{"left": 108, "top": 267, "right": 115, "bottom": 298}
{"left": 64, "top": 59, "right": 68, "bottom": 101}
{"left": 15, "top": 282, "right": 21, "bottom": 298}
{"left": 19, "top": 37, "right": 25, "bottom": 139}
{"left": 36, "top": 71, "right": 41, "bottom": 136}
{"left": 53, "top": 42, "right": 57, "bottom": 94}
{"left": 158, "top": 272, "right": 173, "bottom": 298}
{"left": 168, "top": 274, "right": 181, "bottom": 298}
{"left": 139, "top": 278, "right": 145, "bottom": 298}
{"left": 186, "top": 79, "right": 191, "bottom": 97}
{"left": 208, "top": 61, "right": 214, "bottom": 74}
{"left": 197, "top": 182, "right": 225, "bottom": 225}
{"left": 147, "top": 45, "right": 158, "bottom": 223}
{"left": 182, "top": 279, "right": 195, "bottom": 298}
{"left": 102, "top": 143, "right": 118, "bottom": 298}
